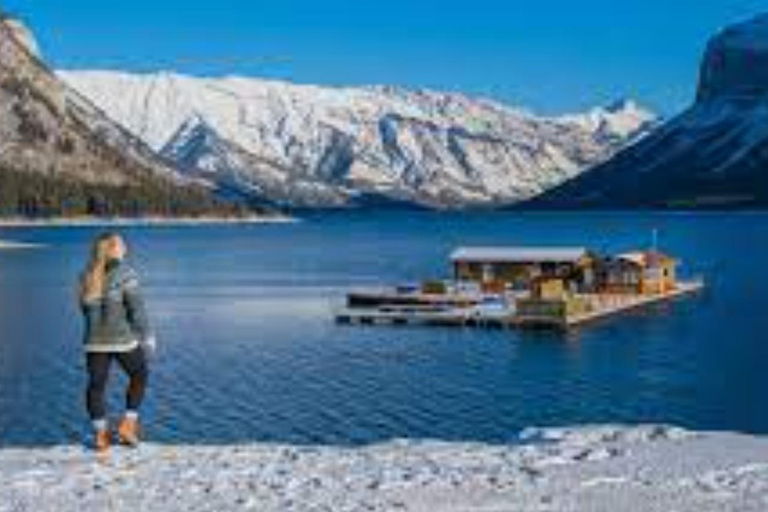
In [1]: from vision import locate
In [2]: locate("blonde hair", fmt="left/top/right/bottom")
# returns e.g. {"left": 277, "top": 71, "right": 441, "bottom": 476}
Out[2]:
{"left": 80, "top": 232, "right": 120, "bottom": 302}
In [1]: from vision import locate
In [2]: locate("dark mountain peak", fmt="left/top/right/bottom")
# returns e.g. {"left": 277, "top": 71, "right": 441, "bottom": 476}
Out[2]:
{"left": 528, "top": 14, "right": 768, "bottom": 210}
{"left": 698, "top": 13, "right": 768, "bottom": 102}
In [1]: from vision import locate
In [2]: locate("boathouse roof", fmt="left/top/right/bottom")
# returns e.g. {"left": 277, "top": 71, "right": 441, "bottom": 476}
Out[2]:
{"left": 618, "top": 250, "right": 676, "bottom": 267}
{"left": 450, "top": 247, "right": 591, "bottom": 263}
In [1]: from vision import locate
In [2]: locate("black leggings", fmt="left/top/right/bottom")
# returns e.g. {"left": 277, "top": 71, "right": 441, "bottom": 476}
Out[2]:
{"left": 86, "top": 346, "right": 148, "bottom": 420}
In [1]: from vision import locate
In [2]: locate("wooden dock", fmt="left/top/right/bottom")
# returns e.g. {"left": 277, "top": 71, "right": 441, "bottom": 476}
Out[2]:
{"left": 335, "top": 280, "right": 704, "bottom": 330}
{"left": 563, "top": 280, "right": 704, "bottom": 328}
{"left": 335, "top": 305, "right": 514, "bottom": 328}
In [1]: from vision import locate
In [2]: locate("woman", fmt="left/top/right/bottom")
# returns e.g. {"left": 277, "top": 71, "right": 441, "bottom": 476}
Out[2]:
{"left": 79, "top": 232, "right": 156, "bottom": 453}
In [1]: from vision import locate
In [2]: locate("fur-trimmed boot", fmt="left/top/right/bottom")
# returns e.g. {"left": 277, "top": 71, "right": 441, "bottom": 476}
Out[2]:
{"left": 117, "top": 412, "right": 140, "bottom": 447}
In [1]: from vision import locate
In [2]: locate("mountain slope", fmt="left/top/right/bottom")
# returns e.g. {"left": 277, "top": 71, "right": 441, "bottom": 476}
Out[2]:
{"left": 0, "top": 17, "right": 247, "bottom": 218}
{"left": 529, "top": 13, "right": 768, "bottom": 209}
{"left": 58, "top": 70, "right": 656, "bottom": 208}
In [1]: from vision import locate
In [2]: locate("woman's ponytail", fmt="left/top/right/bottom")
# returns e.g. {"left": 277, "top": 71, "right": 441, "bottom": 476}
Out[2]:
{"left": 80, "top": 232, "right": 118, "bottom": 302}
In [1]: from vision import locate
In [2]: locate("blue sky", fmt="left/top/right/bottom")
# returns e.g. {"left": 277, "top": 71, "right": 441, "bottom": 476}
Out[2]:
{"left": 4, "top": 0, "right": 767, "bottom": 115}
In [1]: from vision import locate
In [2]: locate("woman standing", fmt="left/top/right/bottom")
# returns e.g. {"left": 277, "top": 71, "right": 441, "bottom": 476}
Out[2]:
{"left": 79, "top": 232, "right": 156, "bottom": 453}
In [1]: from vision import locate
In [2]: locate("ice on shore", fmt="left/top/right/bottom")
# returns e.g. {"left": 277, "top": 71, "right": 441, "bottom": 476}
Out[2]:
{"left": 1, "top": 424, "right": 767, "bottom": 512}
{"left": 0, "top": 240, "right": 43, "bottom": 249}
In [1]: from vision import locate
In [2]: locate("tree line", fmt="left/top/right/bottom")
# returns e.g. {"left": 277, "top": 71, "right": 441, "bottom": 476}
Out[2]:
{"left": 0, "top": 165, "right": 258, "bottom": 218}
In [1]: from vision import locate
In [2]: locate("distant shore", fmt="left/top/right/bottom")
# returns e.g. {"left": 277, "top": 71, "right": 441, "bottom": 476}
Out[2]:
{"left": 0, "top": 240, "right": 43, "bottom": 249}
{"left": 0, "top": 214, "right": 297, "bottom": 228}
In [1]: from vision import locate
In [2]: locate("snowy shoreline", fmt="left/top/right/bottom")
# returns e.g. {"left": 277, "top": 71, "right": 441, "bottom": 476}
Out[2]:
{"left": 0, "top": 215, "right": 296, "bottom": 228}
{"left": 2, "top": 424, "right": 767, "bottom": 511}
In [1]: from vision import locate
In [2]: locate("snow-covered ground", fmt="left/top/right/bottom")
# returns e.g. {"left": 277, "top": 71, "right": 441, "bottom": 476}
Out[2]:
{"left": 2, "top": 425, "right": 767, "bottom": 511}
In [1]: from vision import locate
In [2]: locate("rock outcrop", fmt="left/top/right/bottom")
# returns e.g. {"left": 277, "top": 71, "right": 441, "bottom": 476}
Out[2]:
{"left": 698, "top": 14, "right": 768, "bottom": 102}
{"left": 0, "top": 17, "right": 246, "bottom": 217}
{"left": 529, "top": 13, "right": 768, "bottom": 209}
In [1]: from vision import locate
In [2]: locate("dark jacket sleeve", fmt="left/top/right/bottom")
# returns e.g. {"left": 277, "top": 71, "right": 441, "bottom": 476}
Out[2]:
{"left": 121, "top": 266, "right": 152, "bottom": 341}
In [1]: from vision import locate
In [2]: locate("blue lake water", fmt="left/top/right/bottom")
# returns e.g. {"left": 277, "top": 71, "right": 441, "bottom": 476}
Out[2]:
{"left": 0, "top": 211, "right": 766, "bottom": 446}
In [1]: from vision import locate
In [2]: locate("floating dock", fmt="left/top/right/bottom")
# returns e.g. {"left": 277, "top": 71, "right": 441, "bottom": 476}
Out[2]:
{"left": 336, "top": 303, "right": 514, "bottom": 328}
{"left": 336, "top": 244, "right": 704, "bottom": 331}
{"left": 518, "top": 280, "right": 704, "bottom": 329}
{"left": 335, "top": 280, "right": 704, "bottom": 330}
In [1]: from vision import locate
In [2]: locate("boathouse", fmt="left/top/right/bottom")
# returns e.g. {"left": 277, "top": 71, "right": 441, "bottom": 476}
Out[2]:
{"left": 450, "top": 246, "right": 598, "bottom": 292}
{"left": 598, "top": 250, "right": 677, "bottom": 294}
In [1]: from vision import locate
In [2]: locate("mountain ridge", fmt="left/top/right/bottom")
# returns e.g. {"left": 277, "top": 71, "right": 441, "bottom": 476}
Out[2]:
{"left": 59, "top": 69, "right": 656, "bottom": 209}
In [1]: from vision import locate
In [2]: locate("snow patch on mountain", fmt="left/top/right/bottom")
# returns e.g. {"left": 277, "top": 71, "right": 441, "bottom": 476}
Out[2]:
{"left": 3, "top": 18, "right": 41, "bottom": 58}
{"left": 560, "top": 99, "right": 656, "bottom": 141}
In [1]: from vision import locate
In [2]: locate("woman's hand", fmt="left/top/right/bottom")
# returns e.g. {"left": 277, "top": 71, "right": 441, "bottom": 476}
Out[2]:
{"left": 141, "top": 335, "right": 157, "bottom": 358}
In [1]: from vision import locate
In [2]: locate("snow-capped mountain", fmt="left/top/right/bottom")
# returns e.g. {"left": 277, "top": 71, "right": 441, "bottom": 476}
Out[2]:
{"left": 58, "top": 70, "right": 656, "bottom": 208}
{"left": 530, "top": 13, "right": 768, "bottom": 208}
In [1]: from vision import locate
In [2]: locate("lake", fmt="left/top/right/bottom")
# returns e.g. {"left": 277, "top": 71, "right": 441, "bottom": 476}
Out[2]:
{"left": 0, "top": 211, "right": 766, "bottom": 446}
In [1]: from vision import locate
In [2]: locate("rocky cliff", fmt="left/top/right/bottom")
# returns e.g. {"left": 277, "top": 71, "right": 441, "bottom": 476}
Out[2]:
{"left": 529, "top": 13, "right": 768, "bottom": 209}
{"left": 0, "top": 17, "right": 247, "bottom": 217}
{"left": 698, "top": 14, "right": 768, "bottom": 102}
